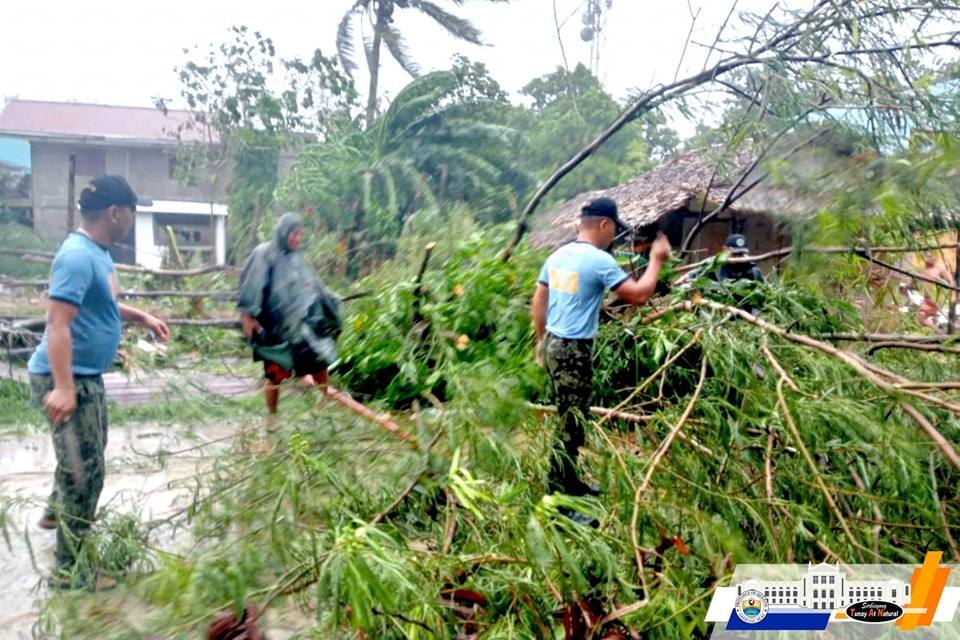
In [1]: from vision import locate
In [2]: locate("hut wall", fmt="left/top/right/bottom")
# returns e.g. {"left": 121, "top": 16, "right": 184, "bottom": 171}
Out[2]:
{"left": 678, "top": 209, "right": 790, "bottom": 268}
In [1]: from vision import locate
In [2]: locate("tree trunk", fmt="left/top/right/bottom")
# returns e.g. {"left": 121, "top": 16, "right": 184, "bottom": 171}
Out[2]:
{"left": 364, "top": 1, "right": 388, "bottom": 127}
{"left": 346, "top": 201, "right": 365, "bottom": 280}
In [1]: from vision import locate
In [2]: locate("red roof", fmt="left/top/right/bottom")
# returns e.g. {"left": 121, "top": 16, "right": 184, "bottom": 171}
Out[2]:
{"left": 0, "top": 99, "right": 215, "bottom": 145}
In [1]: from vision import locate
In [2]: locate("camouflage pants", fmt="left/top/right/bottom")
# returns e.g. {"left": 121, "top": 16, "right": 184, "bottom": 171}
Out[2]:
{"left": 30, "top": 374, "right": 107, "bottom": 570}
{"left": 542, "top": 334, "right": 594, "bottom": 495}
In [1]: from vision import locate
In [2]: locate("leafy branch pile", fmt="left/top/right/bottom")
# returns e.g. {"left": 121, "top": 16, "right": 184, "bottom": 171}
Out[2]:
{"left": 33, "top": 226, "right": 960, "bottom": 639}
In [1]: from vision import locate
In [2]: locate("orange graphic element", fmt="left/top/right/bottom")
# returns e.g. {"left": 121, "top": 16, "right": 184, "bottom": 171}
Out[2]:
{"left": 548, "top": 267, "right": 579, "bottom": 294}
{"left": 896, "top": 551, "right": 951, "bottom": 630}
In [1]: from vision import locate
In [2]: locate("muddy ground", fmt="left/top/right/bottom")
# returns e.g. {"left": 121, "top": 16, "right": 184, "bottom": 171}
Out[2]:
{"left": 0, "top": 368, "right": 314, "bottom": 639}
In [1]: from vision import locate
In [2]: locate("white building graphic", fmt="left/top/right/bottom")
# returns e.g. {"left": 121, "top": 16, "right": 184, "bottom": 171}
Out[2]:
{"left": 736, "top": 562, "right": 910, "bottom": 611}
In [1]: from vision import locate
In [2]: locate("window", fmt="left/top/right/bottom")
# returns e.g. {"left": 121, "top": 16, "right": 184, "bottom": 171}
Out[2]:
{"left": 813, "top": 576, "right": 819, "bottom": 584}
{"left": 906, "top": 585, "right": 910, "bottom": 596}
{"left": 892, "top": 589, "right": 897, "bottom": 599}
{"left": 74, "top": 148, "right": 106, "bottom": 175}
{"left": 813, "top": 603, "right": 818, "bottom": 610}
{"left": 830, "top": 590, "right": 835, "bottom": 598}
{"left": 830, "top": 602, "right": 834, "bottom": 610}
{"left": 813, "top": 589, "right": 818, "bottom": 598}
{"left": 830, "top": 576, "right": 835, "bottom": 584}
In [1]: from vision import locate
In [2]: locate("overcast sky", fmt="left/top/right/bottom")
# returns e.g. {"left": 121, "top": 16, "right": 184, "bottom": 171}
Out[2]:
{"left": 0, "top": 0, "right": 789, "bottom": 111}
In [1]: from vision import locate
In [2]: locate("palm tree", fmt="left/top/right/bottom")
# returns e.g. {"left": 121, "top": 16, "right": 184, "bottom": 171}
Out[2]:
{"left": 337, "top": 0, "right": 510, "bottom": 126}
{"left": 278, "top": 71, "right": 529, "bottom": 275}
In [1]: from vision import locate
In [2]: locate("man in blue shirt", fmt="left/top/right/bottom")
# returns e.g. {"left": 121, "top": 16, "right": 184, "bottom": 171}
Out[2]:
{"left": 531, "top": 197, "right": 671, "bottom": 499}
{"left": 28, "top": 175, "right": 170, "bottom": 590}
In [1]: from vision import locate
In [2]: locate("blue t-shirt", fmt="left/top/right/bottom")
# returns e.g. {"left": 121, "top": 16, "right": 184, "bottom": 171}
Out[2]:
{"left": 28, "top": 233, "right": 122, "bottom": 376}
{"left": 538, "top": 241, "right": 629, "bottom": 339}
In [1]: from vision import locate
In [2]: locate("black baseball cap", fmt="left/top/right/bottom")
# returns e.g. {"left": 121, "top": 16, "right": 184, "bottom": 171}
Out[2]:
{"left": 581, "top": 196, "right": 628, "bottom": 233}
{"left": 78, "top": 175, "right": 150, "bottom": 211}
{"left": 724, "top": 233, "right": 750, "bottom": 255}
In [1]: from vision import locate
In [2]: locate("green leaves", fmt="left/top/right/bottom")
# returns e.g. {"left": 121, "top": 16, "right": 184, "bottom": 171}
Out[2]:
{"left": 447, "top": 447, "right": 496, "bottom": 518}
{"left": 277, "top": 71, "right": 531, "bottom": 266}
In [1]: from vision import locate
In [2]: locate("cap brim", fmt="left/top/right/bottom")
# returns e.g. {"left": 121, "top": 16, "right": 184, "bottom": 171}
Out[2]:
{"left": 728, "top": 247, "right": 749, "bottom": 255}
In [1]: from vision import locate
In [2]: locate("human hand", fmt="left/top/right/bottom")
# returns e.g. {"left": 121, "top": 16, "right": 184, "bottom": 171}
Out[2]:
{"left": 144, "top": 314, "right": 171, "bottom": 341}
{"left": 535, "top": 340, "right": 545, "bottom": 367}
{"left": 651, "top": 233, "right": 672, "bottom": 263}
{"left": 44, "top": 386, "right": 77, "bottom": 425}
{"left": 241, "top": 315, "right": 263, "bottom": 341}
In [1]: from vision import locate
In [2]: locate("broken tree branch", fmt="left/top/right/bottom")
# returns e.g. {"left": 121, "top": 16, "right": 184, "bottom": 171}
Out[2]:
{"left": 928, "top": 453, "right": 960, "bottom": 562}
{"left": 899, "top": 403, "right": 960, "bottom": 470}
{"left": 0, "top": 249, "right": 236, "bottom": 277}
{"left": 761, "top": 337, "right": 800, "bottom": 392}
{"left": 412, "top": 242, "right": 437, "bottom": 327}
{"left": 631, "top": 357, "right": 708, "bottom": 578}
{"left": 672, "top": 299, "right": 960, "bottom": 467}
{"left": 818, "top": 333, "right": 958, "bottom": 344}
{"left": 675, "top": 243, "right": 960, "bottom": 274}
{"left": 776, "top": 377, "right": 863, "bottom": 554}
{"left": 866, "top": 341, "right": 960, "bottom": 355}
{"left": 527, "top": 402, "right": 652, "bottom": 424}
{"left": 852, "top": 249, "right": 960, "bottom": 292}
{"left": 325, "top": 385, "right": 415, "bottom": 446}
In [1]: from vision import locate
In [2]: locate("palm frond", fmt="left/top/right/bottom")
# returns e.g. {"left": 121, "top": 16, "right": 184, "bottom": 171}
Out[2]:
{"left": 377, "top": 71, "right": 459, "bottom": 147}
{"left": 381, "top": 25, "right": 421, "bottom": 78}
{"left": 409, "top": 0, "right": 483, "bottom": 45}
{"left": 337, "top": 2, "right": 368, "bottom": 77}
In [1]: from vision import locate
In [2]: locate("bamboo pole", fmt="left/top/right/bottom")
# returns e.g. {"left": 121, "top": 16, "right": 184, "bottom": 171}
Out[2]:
{"left": 0, "top": 250, "right": 234, "bottom": 277}
{"left": 325, "top": 385, "right": 414, "bottom": 446}
{"left": 817, "top": 333, "right": 957, "bottom": 344}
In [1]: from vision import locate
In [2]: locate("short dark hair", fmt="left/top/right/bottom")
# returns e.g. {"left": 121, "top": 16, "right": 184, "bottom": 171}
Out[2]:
{"left": 580, "top": 215, "right": 610, "bottom": 229}
{"left": 79, "top": 207, "right": 111, "bottom": 222}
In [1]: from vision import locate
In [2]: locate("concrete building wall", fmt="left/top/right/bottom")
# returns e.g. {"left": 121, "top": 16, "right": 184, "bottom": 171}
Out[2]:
{"left": 29, "top": 141, "right": 229, "bottom": 241}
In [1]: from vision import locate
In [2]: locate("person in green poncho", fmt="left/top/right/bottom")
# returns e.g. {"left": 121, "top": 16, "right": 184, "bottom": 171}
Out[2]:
{"left": 238, "top": 213, "right": 342, "bottom": 417}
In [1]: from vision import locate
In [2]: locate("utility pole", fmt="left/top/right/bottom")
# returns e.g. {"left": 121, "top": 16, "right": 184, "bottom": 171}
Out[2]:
{"left": 66, "top": 154, "right": 76, "bottom": 234}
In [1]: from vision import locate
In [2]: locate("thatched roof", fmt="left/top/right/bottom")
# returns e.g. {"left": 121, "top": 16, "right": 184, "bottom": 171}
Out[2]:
{"left": 529, "top": 151, "right": 811, "bottom": 248}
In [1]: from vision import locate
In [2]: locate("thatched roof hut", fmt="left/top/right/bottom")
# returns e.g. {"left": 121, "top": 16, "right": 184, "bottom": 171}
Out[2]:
{"left": 529, "top": 151, "right": 815, "bottom": 260}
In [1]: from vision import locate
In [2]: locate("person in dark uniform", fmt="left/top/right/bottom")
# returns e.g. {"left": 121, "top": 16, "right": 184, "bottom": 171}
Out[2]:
{"left": 713, "top": 233, "right": 765, "bottom": 284}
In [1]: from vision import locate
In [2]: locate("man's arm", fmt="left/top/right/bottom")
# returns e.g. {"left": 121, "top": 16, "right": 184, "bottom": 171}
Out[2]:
{"left": 531, "top": 282, "right": 548, "bottom": 365}
{"left": 613, "top": 234, "right": 671, "bottom": 305}
{"left": 44, "top": 300, "right": 79, "bottom": 424}
{"left": 532, "top": 282, "right": 548, "bottom": 341}
{"left": 119, "top": 303, "right": 171, "bottom": 341}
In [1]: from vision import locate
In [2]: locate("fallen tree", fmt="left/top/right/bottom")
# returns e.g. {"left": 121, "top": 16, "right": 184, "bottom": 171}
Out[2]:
{"left": 29, "top": 228, "right": 960, "bottom": 639}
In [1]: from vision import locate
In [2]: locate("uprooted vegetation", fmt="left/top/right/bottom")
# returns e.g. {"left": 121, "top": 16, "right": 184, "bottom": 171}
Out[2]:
{"left": 16, "top": 221, "right": 959, "bottom": 640}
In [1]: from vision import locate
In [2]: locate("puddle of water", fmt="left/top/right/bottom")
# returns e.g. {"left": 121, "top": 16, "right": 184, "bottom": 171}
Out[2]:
{"left": 0, "top": 419, "right": 248, "bottom": 639}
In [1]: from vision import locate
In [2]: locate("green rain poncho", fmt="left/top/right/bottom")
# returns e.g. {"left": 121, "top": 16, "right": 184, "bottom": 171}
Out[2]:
{"left": 238, "top": 213, "right": 341, "bottom": 367}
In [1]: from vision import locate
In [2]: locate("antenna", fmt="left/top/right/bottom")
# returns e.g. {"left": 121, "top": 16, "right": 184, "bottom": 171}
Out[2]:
{"left": 579, "top": 0, "right": 612, "bottom": 76}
